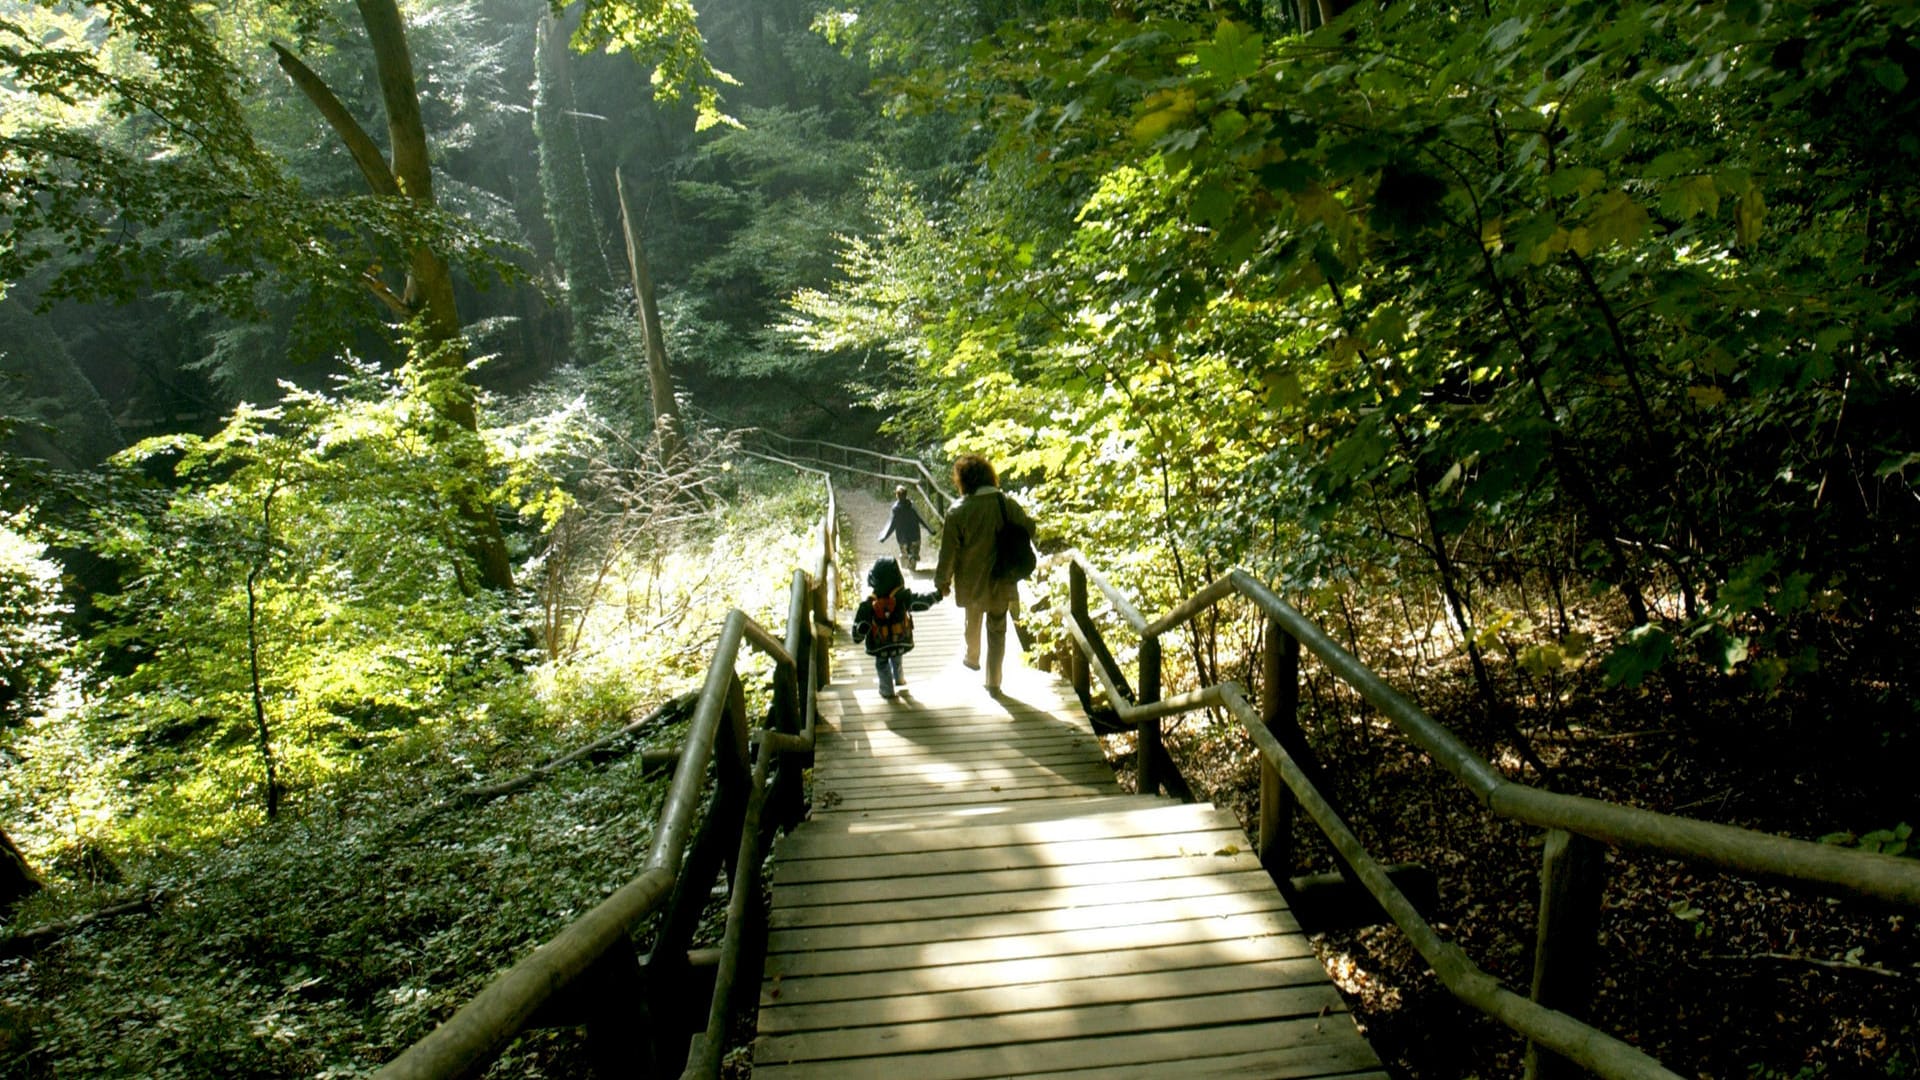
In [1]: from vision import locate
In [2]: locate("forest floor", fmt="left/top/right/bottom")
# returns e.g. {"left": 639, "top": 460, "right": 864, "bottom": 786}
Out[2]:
{"left": 1122, "top": 668, "right": 1917, "bottom": 1080}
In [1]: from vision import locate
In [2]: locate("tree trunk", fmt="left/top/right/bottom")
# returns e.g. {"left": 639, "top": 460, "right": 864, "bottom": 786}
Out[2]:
{"left": 536, "top": 12, "right": 615, "bottom": 326}
{"left": 276, "top": 0, "right": 514, "bottom": 590}
{"left": 615, "top": 167, "right": 684, "bottom": 462}
{"left": 1, "top": 827, "right": 42, "bottom": 913}
{"left": 245, "top": 567, "right": 281, "bottom": 819}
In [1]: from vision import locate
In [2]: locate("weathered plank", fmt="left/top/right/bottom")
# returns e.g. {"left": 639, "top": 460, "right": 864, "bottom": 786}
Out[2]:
{"left": 768, "top": 867, "right": 1281, "bottom": 930}
{"left": 759, "top": 939, "right": 1331, "bottom": 1008}
{"left": 770, "top": 827, "right": 1256, "bottom": 884}
{"left": 814, "top": 762, "right": 1121, "bottom": 796}
{"left": 790, "top": 793, "right": 1166, "bottom": 834}
{"left": 815, "top": 738, "right": 1104, "bottom": 769}
{"left": 825, "top": 780, "right": 1123, "bottom": 813}
{"left": 767, "top": 888, "right": 1293, "bottom": 953}
{"left": 1020, "top": 1058, "right": 1390, "bottom": 1080}
{"left": 814, "top": 753, "right": 1112, "bottom": 785}
{"left": 769, "top": 849, "right": 1267, "bottom": 908}
{"left": 776, "top": 801, "right": 1246, "bottom": 859}
{"left": 755, "top": 986, "right": 1353, "bottom": 1061}
{"left": 752, "top": 1017, "right": 1379, "bottom": 1080}
{"left": 763, "top": 908, "right": 1306, "bottom": 979}
{"left": 816, "top": 734, "right": 1103, "bottom": 760}
{"left": 758, "top": 962, "right": 1347, "bottom": 1034}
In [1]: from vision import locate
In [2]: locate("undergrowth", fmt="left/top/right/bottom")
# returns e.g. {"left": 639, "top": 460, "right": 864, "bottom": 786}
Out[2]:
{"left": 1081, "top": 584, "right": 1918, "bottom": 1080}
{"left": 0, "top": 460, "right": 826, "bottom": 1077}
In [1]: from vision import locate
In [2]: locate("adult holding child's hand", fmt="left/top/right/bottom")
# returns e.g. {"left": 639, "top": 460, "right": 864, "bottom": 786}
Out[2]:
{"left": 934, "top": 453, "right": 1037, "bottom": 694}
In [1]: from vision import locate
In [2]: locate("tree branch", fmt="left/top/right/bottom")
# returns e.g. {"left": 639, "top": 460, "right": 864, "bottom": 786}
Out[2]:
{"left": 360, "top": 269, "right": 413, "bottom": 317}
{"left": 455, "top": 693, "right": 696, "bottom": 805}
{"left": 0, "top": 894, "right": 156, "bottom": 959}
{"left": 268, "top": 42, "right": 400, "bottom": 198}
{"left": 1703, "top": 952, "right": 1909, "bottom": 979}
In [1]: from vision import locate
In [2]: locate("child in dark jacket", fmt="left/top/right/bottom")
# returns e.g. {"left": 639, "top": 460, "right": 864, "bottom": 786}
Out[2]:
{"left": 851, "top": 556, "right": 942, "bottom": 699}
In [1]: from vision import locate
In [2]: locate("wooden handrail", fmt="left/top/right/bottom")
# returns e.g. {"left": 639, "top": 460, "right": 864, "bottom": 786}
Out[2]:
{"left": 374, "top": 867, "right": 677, "bottom": 1080}
{"left": 1058, "top": 547, "right": 1148, "bottom": 633}
{"left": 1224, "top": 568, "right": 1508, "bottom": 799}
{"left": 738, "top": 433, "right": 946, "bottom": 528}
{"left": 749, "top": 430, "right": 944, "bottom": 493}
{"left": 377, "top": 464, "right": 839, "bottom": 1080}
{"left": 1213, "top": 681, "right": 1683, "bottom": 1080}
{"left": 1058, "top": 551, "right": 1920, "bottom": 1080}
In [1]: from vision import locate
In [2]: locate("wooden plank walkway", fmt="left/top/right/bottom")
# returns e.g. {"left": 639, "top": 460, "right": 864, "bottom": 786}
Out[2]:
{"left": 754, "top": 512, "right": 1383, "bottom": 1079}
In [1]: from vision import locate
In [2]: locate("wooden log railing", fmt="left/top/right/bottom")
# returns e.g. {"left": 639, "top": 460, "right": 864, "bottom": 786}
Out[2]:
{"left": 1059, "top": 555, "right": 1920, "bottom": 1080}
{"left": 376, "top": 471, "right": 839, "bottom": 1080}
{"left": 735, "top": 429, "right": 947, "bottom": 529}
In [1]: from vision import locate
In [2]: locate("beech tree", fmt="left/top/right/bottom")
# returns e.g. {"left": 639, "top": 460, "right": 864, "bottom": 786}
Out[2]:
{"left": 271, "top": 0, "right": 516, "bottom": 590}
{"left": 792, "top": 0, "right": 1920, "bottom": 723}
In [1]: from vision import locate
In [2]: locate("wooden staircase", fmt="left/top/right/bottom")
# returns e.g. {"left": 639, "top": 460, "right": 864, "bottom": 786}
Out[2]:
{"left": 753, "top": 582, "right": 1385, "bottom": 1079}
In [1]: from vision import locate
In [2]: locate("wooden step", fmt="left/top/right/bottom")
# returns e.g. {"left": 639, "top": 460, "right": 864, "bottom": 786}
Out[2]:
{"left": 753, "top": 560, "right": 1380, "bottom": 1079}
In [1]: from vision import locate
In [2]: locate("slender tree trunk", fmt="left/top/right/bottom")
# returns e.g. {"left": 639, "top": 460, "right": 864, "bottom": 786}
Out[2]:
{"left": 1566, "top": 249, "right": 1705, "bottom": 618}
{"left": 1390, "top": 418, "right": 1499, "bottom": 711}
{"left": 1327, "top": 269, "right": 1550, "bottom": 777}
{"left": 245, "top": 566, "right": 281, "bottom": 819}
{"left": 1462, "top": 231, "right": 1655, "bottom": 625}
{"left": 615, "top": 168, "right": 684, "bottom": 462}
{"left": 536, "top": 11, "right": 614, "bottom": 325}
{"left": 1, "top": 827, "right": 42, "bottom": 912}
{"left": 245, "top": 471, "right": 287, "bottom": 818}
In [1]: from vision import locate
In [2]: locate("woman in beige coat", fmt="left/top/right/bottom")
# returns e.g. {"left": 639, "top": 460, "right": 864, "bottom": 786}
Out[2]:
{"left": 934, "top": 454, "right": 1037, "bottom": 693}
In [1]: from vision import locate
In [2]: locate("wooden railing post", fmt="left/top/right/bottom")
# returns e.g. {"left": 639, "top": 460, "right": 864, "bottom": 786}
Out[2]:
{"left": 1137, "top": 634, "right": 1164, "bottom": 797}
{"left": 812, "top": 617, "right": 832, "bottom": 688}
{"left": 1524, "top": 829, "right": 1608, "bottom": 1080}
{"left": 717, "top": 674, "right": 751, "bottom": 884}
{"left": 773, "top": 574, "right": 810, "bottom": 828}
{"left": 1068, "top": 562, "right": 1091, "bottom": 705}
{"left": 1259, "top": 619, "right": 1301, "bottom": 878}
{"left": 647, "top": 675, "right": 751, "bottom": 1072}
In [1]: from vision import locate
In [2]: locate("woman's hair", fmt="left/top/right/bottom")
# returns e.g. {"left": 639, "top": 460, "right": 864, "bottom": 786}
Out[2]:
{"left": 867, "top": 556, "right": 904, "bottom": 594}
{"left": 894, "top": 484, "right": 908, "bottom": 499}
{"left": 952, "top": 453, "right": 997, "bottom": 495}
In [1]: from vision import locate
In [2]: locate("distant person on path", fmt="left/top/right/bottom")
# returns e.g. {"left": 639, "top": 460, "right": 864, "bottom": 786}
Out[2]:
{"left": 878, "top": 485, "right": 927, "bottom": 569}
{"left": 851, "top": 556, "right": 942, "bottom": 700}
{"left": 934, "top": 454, "right": 1036, "bottom": 694}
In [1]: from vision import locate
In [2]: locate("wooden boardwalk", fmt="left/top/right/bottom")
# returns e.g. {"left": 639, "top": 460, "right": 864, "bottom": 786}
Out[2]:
{"left": 754, "top": 534, "right": 1384, "bottom": 1079}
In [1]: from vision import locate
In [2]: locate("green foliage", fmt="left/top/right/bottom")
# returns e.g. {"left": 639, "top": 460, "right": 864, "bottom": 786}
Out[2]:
{"left": 82, "top": 361, "right": 535, "bottom": 842}
{"left": 1819, "top": 823, "right": 1914, "bottom": 859}
{"left": 0, "top": 0, "right": 277, "bottom": 296}
{"left": 1, "top": 0, "right": 528, "bottom": 386}
{"left": 0, "top": 299, "right": 125, "bottom": 468}
{"left": 558, "top": 0, "right": 738, "bottom": 131}
{"left": 1, "top": 418, "right": 828, "bottom": 1074}
{"left": 0, "top": 721, "right": 678, "bottom": 1078}
{"left": 0, "top": 513, "right": 69, "bottom": 726}
{"left": 794, "top": 0, "right": 1920, "bottom": 712}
